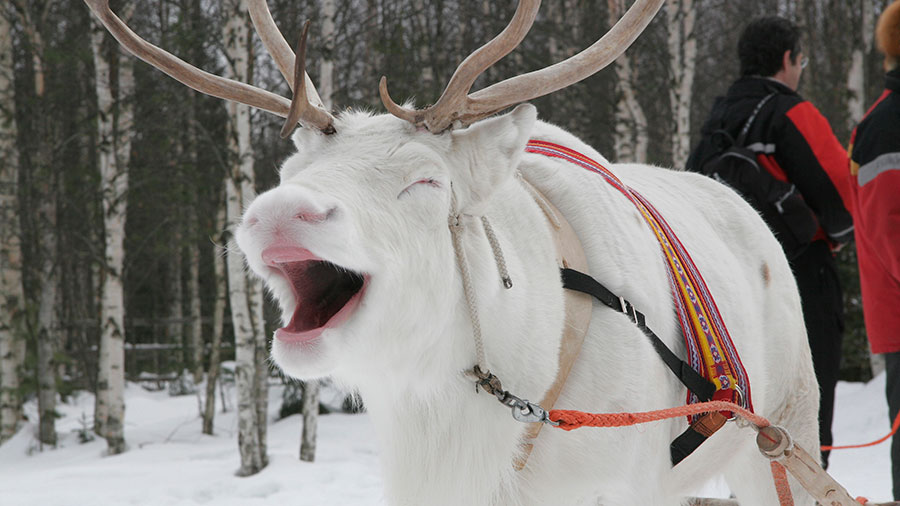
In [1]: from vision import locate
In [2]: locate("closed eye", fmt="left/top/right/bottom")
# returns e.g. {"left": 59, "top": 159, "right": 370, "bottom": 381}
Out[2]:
{"left": 398, "top": 178, "right": 442, "bottom": 198}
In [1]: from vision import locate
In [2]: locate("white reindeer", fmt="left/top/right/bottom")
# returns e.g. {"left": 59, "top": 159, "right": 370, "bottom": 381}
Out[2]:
{"left": 88, "top": 0, "right": 821, "bottom": 504}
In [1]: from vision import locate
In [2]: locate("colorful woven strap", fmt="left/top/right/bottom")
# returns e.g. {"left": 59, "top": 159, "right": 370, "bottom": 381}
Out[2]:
{"left": 524, "top": 140, "right": 753, "bottom": 418}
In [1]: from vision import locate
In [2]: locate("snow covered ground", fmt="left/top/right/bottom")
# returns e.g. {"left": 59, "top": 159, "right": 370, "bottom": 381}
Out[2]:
{"left": 0, "top": 373, "right": 893, "bottom": 505}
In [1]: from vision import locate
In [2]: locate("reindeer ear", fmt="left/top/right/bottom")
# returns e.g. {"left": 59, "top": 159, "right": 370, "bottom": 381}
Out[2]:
{"left": 450, "top": 103, "right": 537, "bottom": 212}
{"left": 290, "top": 124, "right": 329, "bottom": 153}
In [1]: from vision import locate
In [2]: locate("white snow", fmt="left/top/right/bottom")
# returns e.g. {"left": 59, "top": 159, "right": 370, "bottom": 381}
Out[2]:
{"left": 0, "top": 373, "right": 892, "bottom": 505}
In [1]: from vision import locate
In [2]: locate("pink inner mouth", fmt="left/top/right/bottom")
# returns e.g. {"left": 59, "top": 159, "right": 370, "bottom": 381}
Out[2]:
{"left": 264, "top": 247, "right": 367, "bottom": 344}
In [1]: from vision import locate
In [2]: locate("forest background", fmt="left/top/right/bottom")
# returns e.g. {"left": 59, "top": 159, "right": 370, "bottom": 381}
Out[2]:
{"left": 0, "top": 0, "right": 892, "bottom": 472}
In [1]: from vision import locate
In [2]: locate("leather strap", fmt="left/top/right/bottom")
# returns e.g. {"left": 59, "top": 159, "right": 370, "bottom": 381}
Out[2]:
{"left": 670, "top": 412, "right": 728, "bottom": 465}
{"left": 514, "top": 179, "right": 593, "bottom": 471}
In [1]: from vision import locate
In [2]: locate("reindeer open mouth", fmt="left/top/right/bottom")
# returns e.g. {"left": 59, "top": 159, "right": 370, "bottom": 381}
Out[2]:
{"left": 264, "top": 247, "right": 367, "bottom": 344}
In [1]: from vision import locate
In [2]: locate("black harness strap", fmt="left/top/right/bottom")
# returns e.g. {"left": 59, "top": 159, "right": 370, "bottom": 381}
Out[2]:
{"left": 561, "top": 268, "right": 727, "bottom": 464}
{"left": 560, "top": 268, "right": 716, "bottom": 404}
{"left": 560, "top": 268, "right": 722, "bottom": 464}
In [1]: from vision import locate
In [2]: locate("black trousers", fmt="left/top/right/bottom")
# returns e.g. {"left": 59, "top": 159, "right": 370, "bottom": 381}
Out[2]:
{"left": 885, "top": 352, "right": 900, "bottom": 500}
{"left": 790, "top": 241, "right": 844, "bottom": 469}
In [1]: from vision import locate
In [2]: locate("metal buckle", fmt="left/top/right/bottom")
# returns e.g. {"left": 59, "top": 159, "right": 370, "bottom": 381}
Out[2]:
{"left": 618, "top": 296, "right": 636, "bottom": 323}
{"left": 726, "top": 386, "right": 746, "bottom": 422}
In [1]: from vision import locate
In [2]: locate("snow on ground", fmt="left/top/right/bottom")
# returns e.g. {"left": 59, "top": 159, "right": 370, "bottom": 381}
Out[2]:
{"left": 0, "top": 374, "right": 893, "bottom": 505}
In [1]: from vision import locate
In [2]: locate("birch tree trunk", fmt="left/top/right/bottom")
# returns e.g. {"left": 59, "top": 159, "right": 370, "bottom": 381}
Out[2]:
{"left": 184, "top": 0, "right": 203, "bottom": 385}
{"left": 90, "top": 11, "right": 134, "bottom": 454}
{"left": 296, "top": 0, "right": 337, "bottom": 464}
{"left": 846, "top": 0, "right": 875, "bottom": 130}
{"left": 667, "top": 0, "right": 697, "bottom": 170}
{"left": 778, "top": 0, "right": 798, "bottom": 18}
{"left": 248, "top": 265, "right": 268, "bottom": 465}
{"left": 0, "top": 8, "right": 26, "bottom": 444}
{"left": 187, "top": 143, "right": 203, "bottom": 385}
{"left": 223, "top": 0, "right": 267, "bottom": 476}
{"left": 18, "top": 3, "right": 60, "bottom": 448}
{"left": 363, "top": 0, "right": 379, "bottom": 103}
{"left": 203, "top": 199, "right": 227, "bottom": 435}
{"left": 412, "top": 0, "right": 433, "bottom": 93}
{"left": 609, "top": 0, "right": 649, "bottom": 163}
{"left": 107, "top": 47, "right": 133, "bottom": 454}
{"left": 36, "top": 186, "right": 58, "bottom": 450}
{"left": 90, "top": 14, "right": 112, "bottom": 440}
{"left": 167, "top": 225, "right": 184, "bottom": 370}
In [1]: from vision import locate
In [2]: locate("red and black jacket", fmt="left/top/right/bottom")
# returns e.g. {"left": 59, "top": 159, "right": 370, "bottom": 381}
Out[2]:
{"left": 687, "top": 76, "right": 854, "bottom": 250}
{"left": 847, "top": 69, "right": 900, "bottom": 354}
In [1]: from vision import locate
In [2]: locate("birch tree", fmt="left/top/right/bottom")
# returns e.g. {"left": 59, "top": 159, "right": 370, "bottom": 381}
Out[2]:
{"left": 182, "top": 0, "right": 204, "bottom": 386}
{"left": 89, "top": 7, "right": 134, "bottom": 454}
{"left": 846, "top": 0, "right": 876, "bottom": 130}
{"left": 248, "top": 255, "right": 268, "bottom": 464}
{"left": 0, "top": 6, "right": 26, "bottom": 444}
{"left": 223, "top": 0, "right": 267, "bottom": 476}
{"left": 411, "top": 0, "right": 434, "bottom": 94}
{"left": 167, "top": 225, "right": 184, "bottom": 371}
{"left": 90, "top": 13, "right": 111, "bottom": 441}
{"left": 666, "top": 0, "right": 697, "bottom": 169}
{"left": 295, "top": 0, "right": 337, "bottom": 464}
{"left": 609, "top": 0, "right": 648, "bottom": 163}
{"left": 187, "top": 203, "right": 204, "bottom": 384}
{"left": 203, "top": 199, "right": 228, "bottom": 435}
{"left": 14, "top": 0, "right": 59, "bottom": 447}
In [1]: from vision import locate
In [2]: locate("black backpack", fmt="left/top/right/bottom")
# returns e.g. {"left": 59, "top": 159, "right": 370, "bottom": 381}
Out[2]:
{"left": 697, "top": 93, "right": 818, "bottom": 259}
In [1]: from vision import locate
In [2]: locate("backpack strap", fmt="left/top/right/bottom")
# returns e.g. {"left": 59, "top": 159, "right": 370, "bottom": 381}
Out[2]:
{"left": 735, "top": 92, "right": 777, "bottom": 146}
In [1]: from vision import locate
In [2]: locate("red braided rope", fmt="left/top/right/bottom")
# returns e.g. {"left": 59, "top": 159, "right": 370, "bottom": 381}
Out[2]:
{"left": 770, "top": 462, "right": 794, "bottom": 505}
{"left": 549, "top": 400, "right": 771, "bottom": 431}
{"left": 550, "top": 401, "right": 796, "bottom": 504}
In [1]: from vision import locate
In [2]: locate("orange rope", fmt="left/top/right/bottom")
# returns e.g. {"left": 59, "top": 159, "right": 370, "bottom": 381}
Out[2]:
{"left": 770, "top": 461, "right": 794, "bottom": 505}
{"left": 549, "top": 401, "right": 794, "bottom": 505}
{"left": 822, "top": 408, "right": 900, "bottom": 451}
{"left": 549, "top": 400, "right": 896, "bottom": 505}
{"left": 549, "top": 400, "right": 771, "bottom": 431}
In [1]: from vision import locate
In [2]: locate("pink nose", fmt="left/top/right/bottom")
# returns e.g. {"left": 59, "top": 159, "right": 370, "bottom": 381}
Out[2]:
{"left": 261, "top": 245, "right": 320, "bottom": 266}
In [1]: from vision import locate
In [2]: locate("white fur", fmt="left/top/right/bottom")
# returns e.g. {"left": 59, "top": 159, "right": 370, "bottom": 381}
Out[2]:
{"left": 235, "top": 104, "right": 820, "bottom": 506}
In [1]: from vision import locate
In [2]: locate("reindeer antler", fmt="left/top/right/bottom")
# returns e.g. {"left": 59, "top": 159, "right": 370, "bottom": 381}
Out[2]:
{"left": 84, "top": 0, "right": 336, "bottom": 135}
{"left": 245, "top": 0, "right": 333, "bottom": 136}
{"left": 381, "top": 0, "right": 665, "bottom": 133}
{"left": 280, "top": 21, "right": 335, "bottom": 137}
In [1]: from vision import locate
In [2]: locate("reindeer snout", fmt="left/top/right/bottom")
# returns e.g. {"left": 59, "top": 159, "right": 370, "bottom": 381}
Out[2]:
{"left": 237, "top": 186, "right": 348, "bottom": 273}
{"left": 242, "top": 185, "right": 341, "bottom": 232}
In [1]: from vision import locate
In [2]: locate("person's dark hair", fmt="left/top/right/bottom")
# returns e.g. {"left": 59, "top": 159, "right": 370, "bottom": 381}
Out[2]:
{"left": 738, "top": 17, "right": 802, "bottom": 77}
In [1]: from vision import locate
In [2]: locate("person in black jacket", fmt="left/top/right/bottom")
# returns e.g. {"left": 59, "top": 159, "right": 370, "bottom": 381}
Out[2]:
{"left": 687, "top": 16, "right": 854, "bottom": 469}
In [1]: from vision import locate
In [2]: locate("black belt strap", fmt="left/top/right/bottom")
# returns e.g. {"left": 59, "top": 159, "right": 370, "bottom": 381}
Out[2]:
{"left": 561, "top": 268, "right": 724, "bottom": 465}
{"left": 559, "top": 268, "right": 716, "bottom": 408}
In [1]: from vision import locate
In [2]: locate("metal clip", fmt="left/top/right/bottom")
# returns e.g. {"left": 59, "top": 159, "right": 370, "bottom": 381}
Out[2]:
{"left": 509, "top": 397, "right": 560, "bottom": 426}
{"left": 471, "top": 367, "right": 559, "bottom": 426}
